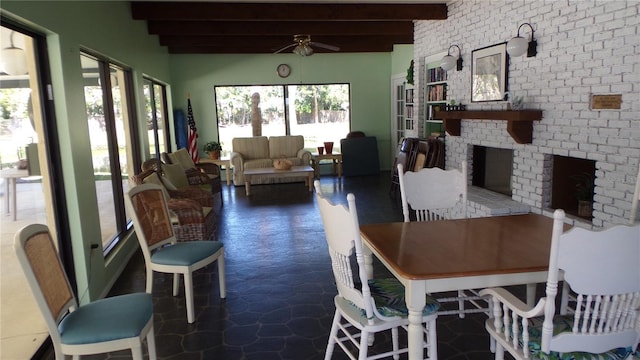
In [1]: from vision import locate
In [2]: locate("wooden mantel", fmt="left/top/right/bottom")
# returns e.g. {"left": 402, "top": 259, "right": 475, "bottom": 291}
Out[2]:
{"left": 435, "top": 110, "right": 543, "bottom": 144}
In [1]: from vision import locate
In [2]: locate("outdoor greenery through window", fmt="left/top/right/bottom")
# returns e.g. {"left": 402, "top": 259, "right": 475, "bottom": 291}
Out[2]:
{"left": 81, "top": 53, "right": 137, "bottom": 252}
{"left": 214, "top": 84, "right": 350, "bottom": 157}
{"left": 143, "top": 78, "right": 169, "bottom": 159}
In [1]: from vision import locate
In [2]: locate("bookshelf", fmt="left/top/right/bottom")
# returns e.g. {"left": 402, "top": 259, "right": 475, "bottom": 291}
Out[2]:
{"left": 424, "top": 59, "right": 447, "bottom": 138}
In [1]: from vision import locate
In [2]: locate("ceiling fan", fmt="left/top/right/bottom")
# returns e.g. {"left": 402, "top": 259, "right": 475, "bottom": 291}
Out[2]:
{"left": 273, "top": 34, "right": 340, "bottom": 56}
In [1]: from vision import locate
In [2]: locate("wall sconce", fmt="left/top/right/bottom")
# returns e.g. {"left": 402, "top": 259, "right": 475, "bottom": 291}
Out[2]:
{"left": 507, "top": 23, "right": 537, "bottom": 57}
{"left": 440, "top": 44, "right": 463, "bottom": 71}
{"left": 2, "top": 31, "right": 28, "bottom": 75}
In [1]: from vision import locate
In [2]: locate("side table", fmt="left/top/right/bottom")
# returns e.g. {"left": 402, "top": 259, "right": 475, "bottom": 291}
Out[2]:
{"left": 199, "top": 158, "right": 232, "bottom": 186}
{"left": 311, "top": 153, "right": 342, "bottom": 179}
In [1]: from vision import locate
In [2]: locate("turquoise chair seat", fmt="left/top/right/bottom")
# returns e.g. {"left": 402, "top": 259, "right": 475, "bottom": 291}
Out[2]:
{"left": 59, "top": 293, "right": 153, "bottom": 345}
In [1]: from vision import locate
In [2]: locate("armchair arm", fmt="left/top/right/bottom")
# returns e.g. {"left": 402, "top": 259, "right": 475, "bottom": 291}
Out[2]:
{"left": 479, "top": 287, "right": 547, "bottom": 356}
{"left": 297, "top": 149, "right": 312, "bottom": 164}
{"left": 166, "top": 198, "right": 205, "bottom": 225}
{"left": 230, "top": 151, "right": 244, "bottom": 170}
{"left": 183, "top": 167, "right": 212, "bottom": 186}
{"left": 195, "top": 163, "right": 221, "bottom": 177}
{"left": 168, "top": 186, "right": 214, "bottom": 208}
{"left": 480, "top": 288, "right": 546, "bottom": 318}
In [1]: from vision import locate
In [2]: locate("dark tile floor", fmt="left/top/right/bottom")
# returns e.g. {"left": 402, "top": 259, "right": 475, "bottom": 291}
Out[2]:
{"left": 84, "top": 172, "right": 496, "bottom": 360}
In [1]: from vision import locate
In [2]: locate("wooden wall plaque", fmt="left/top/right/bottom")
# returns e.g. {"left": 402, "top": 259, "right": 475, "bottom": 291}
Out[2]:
{"left": 591, "top": 94, "right": 622, "bottom": 110}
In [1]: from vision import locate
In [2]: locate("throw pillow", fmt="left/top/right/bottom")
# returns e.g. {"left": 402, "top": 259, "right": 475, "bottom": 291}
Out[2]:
{"left": 161, "top": 163, "right": 189, "bottom": 189}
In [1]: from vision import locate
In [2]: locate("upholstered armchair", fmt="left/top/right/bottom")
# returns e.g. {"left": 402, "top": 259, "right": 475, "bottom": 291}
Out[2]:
{"left": 131, "top": 168, "right": 216, "bottom": 241}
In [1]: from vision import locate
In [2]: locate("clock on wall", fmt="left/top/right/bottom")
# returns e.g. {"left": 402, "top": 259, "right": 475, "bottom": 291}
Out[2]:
{"left": 277, "top": 64, "right": 291, "bottom": 78}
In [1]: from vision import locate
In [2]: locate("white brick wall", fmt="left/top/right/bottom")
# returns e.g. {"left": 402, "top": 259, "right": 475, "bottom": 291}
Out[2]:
{"left": 414, "top": 0, "right": 640, "bottom": 227}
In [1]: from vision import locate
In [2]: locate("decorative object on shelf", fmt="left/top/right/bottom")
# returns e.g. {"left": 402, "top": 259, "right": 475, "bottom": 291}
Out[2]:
{"left": 471, "top": 42, "right": 508, "bottom": 102}
{"left": 273, "top": 158, "right": 293, "bottom": 170}
{"left": 317, "top": 146, "right": 324, "bottom": 155}
{"left": 506, "top": 23, "right": 537, "bottom": 58}
{"left": 504, "top": 91, "right": 524, "bottom": 110}
{"left": 440, "top": 44, "right": 463, "bottom": 72}
{"left": 203, "top": 141, "right": 222, "bottom": 160}
{"left": 324, "top": 141, "right": 334, "bottom": 154}
{"left": 406, "top": 59, "right": 414, "bottom": 84}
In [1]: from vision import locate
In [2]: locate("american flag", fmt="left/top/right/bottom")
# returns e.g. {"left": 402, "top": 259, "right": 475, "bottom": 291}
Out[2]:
{"left": 186, "top": 97, "right": 199, "bottom": 163}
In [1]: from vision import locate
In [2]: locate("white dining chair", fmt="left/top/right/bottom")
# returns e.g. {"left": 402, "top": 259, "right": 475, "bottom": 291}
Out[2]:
{"left": 315, "top": 180, "right": 439, "bottom": 360}
{"left": 397, "top": 161, "right": 487, "bottom": 319}
{"left": 630, "top": 164, "right": 640, "bottom": 224}
{"left": 126, "top": 183, "right": 226, "bottom": 324}
{"left": 14, "top": 224, "right": 157, "bottom": 360}
{"left": 480, "top": 209, "right": 640, "bottom": 360}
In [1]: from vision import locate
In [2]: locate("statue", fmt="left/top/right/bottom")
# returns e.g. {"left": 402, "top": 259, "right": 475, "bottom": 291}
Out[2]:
{"left": 251, "top": 92, "right": 262, "bottom": 136}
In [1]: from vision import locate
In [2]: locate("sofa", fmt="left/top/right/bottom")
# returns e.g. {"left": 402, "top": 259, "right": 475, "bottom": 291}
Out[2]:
{"left": 230, "top": 135, "right": 312, "bottom": 186}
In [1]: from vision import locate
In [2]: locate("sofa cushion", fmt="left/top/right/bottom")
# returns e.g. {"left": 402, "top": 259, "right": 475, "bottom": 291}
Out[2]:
{"left": 168, "top": 148, "right": 197, "bottom": 170}
{"left": 232, "top": 136, "right": 269, "bottom": 160}
{"left": 162, "top": 163, "right": 189, "bottom": 188}
{"left": 269, "top": 135, "right": 304, "bottom": 158}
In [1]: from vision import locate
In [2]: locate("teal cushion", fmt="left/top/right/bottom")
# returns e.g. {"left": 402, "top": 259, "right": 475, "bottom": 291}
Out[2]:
{"left": 59, "top": 293, "right": 152, "bottom": 345}
{"left": 152, "top": 241, "right": 223, "bottom": 266}
{"left": 368, "top": 278, "right": 440, "bottom": 317}
{"left": 517, "top": 316, "right": 634, "bottom": 360}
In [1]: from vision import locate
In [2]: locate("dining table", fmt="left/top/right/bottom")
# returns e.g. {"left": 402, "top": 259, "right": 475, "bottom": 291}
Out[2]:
{"left": 359, "top": 213, "right": 569, "bottom": 360}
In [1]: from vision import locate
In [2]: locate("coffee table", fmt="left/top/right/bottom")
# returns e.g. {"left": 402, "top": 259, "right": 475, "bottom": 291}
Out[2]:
{"left": 243, "top": 165, "right": 314, "bottom": 196}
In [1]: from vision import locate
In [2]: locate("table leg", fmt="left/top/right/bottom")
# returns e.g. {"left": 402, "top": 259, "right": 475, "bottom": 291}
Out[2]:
{"left": 307, "top": 173, "right": 313, "bottom": 192}
{"left": 406, "top": 281, "right": 428, "bottom": 360}
{"left": 225, "top": 163, "right": 231, "bottom": 185}
{"left": 245, "top": 177, "right": 251, "bottom": 196}
{"left": 337, "top": 159, "right": 342, "bottom": 178}
{"left": 3, "top": 177, "right": 9, "bottom": 216}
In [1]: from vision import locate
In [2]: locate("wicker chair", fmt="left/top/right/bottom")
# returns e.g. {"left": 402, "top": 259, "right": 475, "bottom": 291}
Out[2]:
{"left": 131, "top": 168, "right": 216, "bottom": 241}
{"left": 161, "top": 149, "right": 223, "bottom": 205}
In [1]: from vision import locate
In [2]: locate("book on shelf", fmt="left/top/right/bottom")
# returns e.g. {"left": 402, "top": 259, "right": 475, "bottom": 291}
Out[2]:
{"left": 427, "top": 84, "right": 447, "bottom": 102}
{"left": 426, "top": 66, "right": 448, "bottom": 83}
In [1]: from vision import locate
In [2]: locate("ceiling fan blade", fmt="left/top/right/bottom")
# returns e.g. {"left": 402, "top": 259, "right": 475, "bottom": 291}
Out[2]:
{"left": 273, "top": 43, "right": 296, "bottom": 54}
{"left": 310, "top": 41, "right": 340, "bottom": 52}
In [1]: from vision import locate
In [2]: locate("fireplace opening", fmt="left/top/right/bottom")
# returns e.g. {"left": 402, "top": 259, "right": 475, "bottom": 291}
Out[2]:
{"left": 551, "top": 155, "right": 596, "bottom": 220}
{"left": 472, "top": 146, "right": 513, "bottom": 196}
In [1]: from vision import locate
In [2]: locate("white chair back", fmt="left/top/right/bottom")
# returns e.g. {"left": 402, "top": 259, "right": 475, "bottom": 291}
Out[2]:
{"left": 542, "top": 209, "right": 640, "bottom": 354}
{"left": 14, "top": 224, "right": 76, "bottom": 348}
{"left": 314, "top": 181, "right": 376, "bottom": 323}
{"left": 398, "top": 161, "right": 467, "bottom": 222}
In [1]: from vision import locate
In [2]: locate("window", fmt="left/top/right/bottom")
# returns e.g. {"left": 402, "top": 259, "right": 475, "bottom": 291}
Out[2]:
{"left": 142, "top": 77, "right": 170, "bottom": 158}
{"left": 214, "top": 84, "right": 350, "bottom": 156}
{"left": 81, "top": 52, "right": 138, "bottom": 252}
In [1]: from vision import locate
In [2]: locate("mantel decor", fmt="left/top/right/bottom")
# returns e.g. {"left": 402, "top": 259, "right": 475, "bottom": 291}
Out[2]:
{"left": 471, "top": 43, "right": 508, "bottom": 102}
{"left": 435, "top": 109, "right": 542, "bottom": 144}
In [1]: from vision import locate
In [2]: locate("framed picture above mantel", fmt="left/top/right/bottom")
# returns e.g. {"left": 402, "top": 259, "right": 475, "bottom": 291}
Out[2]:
{"left": 471, "top": 42, "right": 509, "bottom": 102}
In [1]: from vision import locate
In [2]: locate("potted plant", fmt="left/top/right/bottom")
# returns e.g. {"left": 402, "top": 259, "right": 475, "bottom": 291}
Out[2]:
{"left": 203, "top": 141, "right": 222, "bottom": 160}
{"left": 571, "top": 172, "right": 594, "bottom": 218}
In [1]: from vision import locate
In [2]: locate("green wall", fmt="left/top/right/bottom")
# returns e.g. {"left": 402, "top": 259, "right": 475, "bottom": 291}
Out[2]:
{"left": 2, "top": 0, "right": 413, "bottom": 303}
{"left": 169, "top": 52, "right": 399, "bottom": 170}
{"left": 1, "top": 1, "right": 172, "bottom": 303}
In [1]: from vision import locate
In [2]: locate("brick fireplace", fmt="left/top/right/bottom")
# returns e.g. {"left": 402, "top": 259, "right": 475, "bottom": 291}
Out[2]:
{"left": 413, "top": 0, "right": 639, "bottom": 228}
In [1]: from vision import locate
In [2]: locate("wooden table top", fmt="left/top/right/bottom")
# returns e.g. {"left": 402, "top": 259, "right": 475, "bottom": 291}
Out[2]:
{"left": 360, "top": 213, "right": 570, "bottom": 281}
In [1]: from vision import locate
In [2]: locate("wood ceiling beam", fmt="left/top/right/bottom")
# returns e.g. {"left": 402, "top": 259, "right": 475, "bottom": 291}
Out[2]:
{"left": 158, "top": 34, "right": 413, "bottom": 48}
{"left": 147, "top": 20, "right": 414, "bottom": 36}
{"left": 131, "top": 2, "right": 447, "bottom": 21}
{"left": 168, "top": 42, "right": 396, "bottom": 54}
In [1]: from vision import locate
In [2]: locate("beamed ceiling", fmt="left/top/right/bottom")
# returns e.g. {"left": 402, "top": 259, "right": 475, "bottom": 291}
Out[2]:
{"left": 130, "top": 2, "right": 449, "bottom": 54}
